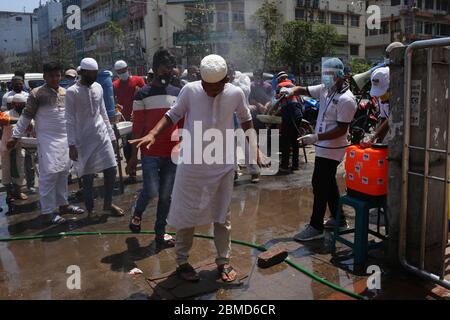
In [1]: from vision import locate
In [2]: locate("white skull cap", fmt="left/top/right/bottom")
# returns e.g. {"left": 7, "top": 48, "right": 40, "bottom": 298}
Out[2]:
{"left": 200, "top": 54, "right": 228, "bottom": 84}
{"left": 80, "top": 58, "right": 98, "bottom": 71}
{"left": 12, "top": 93, "right": 27, "bottom": 103}
{"left": 114, "top": 60, "right": 127, "bottom": 70}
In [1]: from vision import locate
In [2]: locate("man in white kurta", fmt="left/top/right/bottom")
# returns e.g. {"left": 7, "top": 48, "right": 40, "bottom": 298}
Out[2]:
{"left": 65, "top": 58, "right": 123, "bottom": 216}
{"left": 11, "top": 62, "right": 85, "bottom": 224}
{"left": 131, "top": 54, "right": 262, "bottom": 282}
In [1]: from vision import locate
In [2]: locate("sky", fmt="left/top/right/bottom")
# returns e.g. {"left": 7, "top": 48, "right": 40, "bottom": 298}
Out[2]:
{"left": 0, "top": 0, "right": 42, "bottom": 13}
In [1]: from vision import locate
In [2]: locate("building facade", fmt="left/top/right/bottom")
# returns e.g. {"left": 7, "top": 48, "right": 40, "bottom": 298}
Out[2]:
{"left": 36, "top": 0, "right": 63, "bottom": 59}
{"left": 0, "top": 11, "right": 39, "bottom": 59}
{"left": 366, "top": 0, "right": 450, "bottom": 62}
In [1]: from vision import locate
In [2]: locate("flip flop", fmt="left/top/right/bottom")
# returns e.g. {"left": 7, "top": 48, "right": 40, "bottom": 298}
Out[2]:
{"left": 129, "top": 215, "right": 141, "bottom": 233}
{"left": 60, "top": 205, "right": 85, "bottom": 215}
{"left": 218, "top": 264, "right": 238, "bottom": 283}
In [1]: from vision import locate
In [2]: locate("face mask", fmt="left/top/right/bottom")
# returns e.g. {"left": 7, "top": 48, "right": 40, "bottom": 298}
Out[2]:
{"left": 157, "top": 74, "right": 171, "bottom": 87}
{"left": 82, "top": 75, "right": 96, "bottom": 86}
{"left": 118, "top": 72, "right": 129, "bottom": 81}
{"left": 322, "top": 75, "right": 335, "bottom": 89}
{"left": 384, "top": 58, "right": 391, "bottom": 66}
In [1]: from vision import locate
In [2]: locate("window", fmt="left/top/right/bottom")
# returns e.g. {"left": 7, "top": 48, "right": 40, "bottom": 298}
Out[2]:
{"left": 416, "top": 21, "right": 424, "bottom": 34}
{"left": 318, "top": 11, "right": 325, "bottom": 24}
{"left": 295, "top": 9, "right": 305, "bottom": 20}
{"left": 15, "top": 17, "right": 22, "bottom": 21}
{"left": 350, "top": 44, "right": 359, "bottom": 56}
{"left": 436, "top": 0, "right": 449, "bottom": 11}
{"left": 217, "top": 10, "right": 229, "bottom": 23}
{"left": 159, "top": 15, "right": 163, "bottom": 27}
{"left": 424, "top": 22, "right": 433, "bottom": 34}
{"left": 351, "top": 15, "right": 360, "bottom": 27}
{"left": 391, "top": 0, "right": 400, "bottom": 5}
{"left": 331, "top": 13, "right": 344, "bottom": 25}
{"left": 232, "top": 11, "right": 244, "bottom": 22}
{"left": 381, "top": 21, "right": 389, "bottom": 34}
{"left": 425, "top": 0, "right": 434, "bottom": 9}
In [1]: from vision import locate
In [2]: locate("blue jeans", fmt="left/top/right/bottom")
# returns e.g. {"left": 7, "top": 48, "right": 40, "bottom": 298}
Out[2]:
{"left": 134, "top": 156, "right": 177, "bottom": 236}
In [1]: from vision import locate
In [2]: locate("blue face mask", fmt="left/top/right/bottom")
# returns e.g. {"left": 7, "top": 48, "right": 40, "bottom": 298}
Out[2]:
{"left": 384, "top": 58, "right": 391, "bottom": 66}
{"left": 322, "top": 75, "right": 335, "bottom": 89}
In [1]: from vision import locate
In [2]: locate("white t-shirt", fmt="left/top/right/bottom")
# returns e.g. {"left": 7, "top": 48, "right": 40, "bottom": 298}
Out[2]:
{"left": 308, "top": 84, "right": 357, "bottom": 162}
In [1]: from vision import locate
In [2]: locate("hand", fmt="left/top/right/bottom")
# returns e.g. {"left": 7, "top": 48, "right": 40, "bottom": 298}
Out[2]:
{"left": 280, "top": 87, "right": 294, "bottom": 97}
{"left": 126, "top": 155, "right": 138, "bottom": 175}
{"left": 69, "top": 145, "right": 78, "bottom": 161}
{"left": 257, "top": 149, "right": 271, "bottom": 168}
{"left": 360, "top": 134, "right": 375, "bottom": 148}
{"left": 298, "top": 134, "right": 319, "bottom": 145}
{"left": 129, "top": 133, "right": 156, "bottom": 150}
{"left": 7, "top": 139, "right": 17, "bottom": 150}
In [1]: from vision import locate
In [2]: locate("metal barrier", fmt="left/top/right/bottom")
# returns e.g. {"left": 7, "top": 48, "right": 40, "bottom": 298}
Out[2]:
{"left": 400, "top": 38, "right": 450, "bottom": 289}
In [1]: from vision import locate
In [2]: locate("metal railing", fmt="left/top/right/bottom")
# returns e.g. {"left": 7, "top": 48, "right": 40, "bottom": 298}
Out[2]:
{"left": 400, "top": 37, "right": 450, "bottom": 289}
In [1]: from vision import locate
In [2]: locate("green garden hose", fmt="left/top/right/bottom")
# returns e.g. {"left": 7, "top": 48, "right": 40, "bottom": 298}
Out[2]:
{"left": 0, "top": 230, "right": 365, "bottom": 300}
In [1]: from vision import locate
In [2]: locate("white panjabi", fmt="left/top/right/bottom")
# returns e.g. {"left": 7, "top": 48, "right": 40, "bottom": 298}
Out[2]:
{"left": 200, "top": 54, "right": 228, "bottom": 84}
{"left": 80, "top": 58, "right": 99, "bottom": 71}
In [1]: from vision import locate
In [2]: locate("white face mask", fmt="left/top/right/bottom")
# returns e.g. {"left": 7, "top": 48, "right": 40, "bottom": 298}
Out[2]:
{"left": 118, "top": 72, "right": 129, "bottom": 81}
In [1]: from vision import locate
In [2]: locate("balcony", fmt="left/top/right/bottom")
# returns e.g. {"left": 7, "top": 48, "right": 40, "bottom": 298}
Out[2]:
{"left": 82, "top": 13, "right": 110, "bottom": 31}
{"left": 173, "top": 30, "right": 257, "bottom": 46}
{"left": 81, "top": 0, "right": 100, "bottom": 10}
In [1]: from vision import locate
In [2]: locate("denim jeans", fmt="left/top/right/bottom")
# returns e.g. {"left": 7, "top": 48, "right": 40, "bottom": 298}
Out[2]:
{"left": 134, "top": 156, "right": 177, "bottom": 236}
{"left": 82, "top": 166, "right": 117, "bottom": 213}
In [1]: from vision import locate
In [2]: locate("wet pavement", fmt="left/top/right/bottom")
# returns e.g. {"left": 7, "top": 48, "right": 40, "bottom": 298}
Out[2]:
{"left": 0, "top": 147, "right": 449, "bottom": 300}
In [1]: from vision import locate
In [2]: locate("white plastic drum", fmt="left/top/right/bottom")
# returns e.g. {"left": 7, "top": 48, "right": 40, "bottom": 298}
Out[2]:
{"left": 116, "top": 121, "right": 133, "bottom": 137}
{"left": 20, "top": 137, "right": 38, "bottom": 149}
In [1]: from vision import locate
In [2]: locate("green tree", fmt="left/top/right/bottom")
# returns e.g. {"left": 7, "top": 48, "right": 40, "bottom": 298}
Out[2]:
{"left": 184, "top": 3, "right": 215, "bottom": 65}
{"left": 348, "top": 58, "right": 372, "bottom": 75}
{"left": 253, "top": 0, "right": 282, "bottom": 71}
{"left": 270, "top": 20, "right": 338, "bottom": 75}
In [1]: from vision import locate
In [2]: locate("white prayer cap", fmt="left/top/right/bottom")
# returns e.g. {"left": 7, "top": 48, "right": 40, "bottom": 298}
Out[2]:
{"left": 6, "top": 95, "right": 14, "bottom": 104}
{"left": 114, "top": 60, "right": 128, "bottom": 70}
{"left": 12, "top": 94, "right": 27, "bottom": 103}
{"left": 65, "top": 69, "right": 78, "bottom": 78}
{"left": 200, "top": 54, "right": 228, "bottom": 84}
{"left": 80, "top": 58, "right": 98, "bottom": 71}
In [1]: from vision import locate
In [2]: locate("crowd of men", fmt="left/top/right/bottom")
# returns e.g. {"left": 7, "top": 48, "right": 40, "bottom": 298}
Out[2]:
{"left": 0, "top": 42, "right": 400, "bottom": 282}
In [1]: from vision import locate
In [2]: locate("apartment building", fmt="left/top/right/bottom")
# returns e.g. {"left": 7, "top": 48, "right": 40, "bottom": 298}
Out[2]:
{"left": 366, "top": 0, "right": 450, "bottom": 62}
{"left": 36, "top": 0, "right": 63, "bottom": 59}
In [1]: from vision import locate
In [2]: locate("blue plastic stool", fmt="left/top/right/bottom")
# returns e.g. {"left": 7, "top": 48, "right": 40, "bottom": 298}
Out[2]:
{"left": 331, "top": 195, "right": 387, "bottom": 265}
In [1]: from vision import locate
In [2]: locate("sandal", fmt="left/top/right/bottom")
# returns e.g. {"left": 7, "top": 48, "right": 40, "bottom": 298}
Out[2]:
{"left": 155, "top": 234, "right": 175, "bottom": 248}
{"left": 218, "top": 264, "right": 238, "bottom": 283}
{"left": 129, "top": 215, "right": 142, "bottom": 233}
{"left": 176, "top": 263, "right": 200, "bottom": 282}
{"left": 60, "top": 205, "right": 85, "bottom": 215}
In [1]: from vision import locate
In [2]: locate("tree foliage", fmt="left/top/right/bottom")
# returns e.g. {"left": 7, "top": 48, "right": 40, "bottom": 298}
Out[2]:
{"left": 270, "top": 20, "right": 338, "bottom": 75}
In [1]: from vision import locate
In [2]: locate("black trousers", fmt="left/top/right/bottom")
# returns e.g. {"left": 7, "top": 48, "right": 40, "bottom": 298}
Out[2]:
{"left": 280, "top": 129, "right": 299, "bottom": 169}
{"left": 310, "top": 156, "right": 343, "bottom": 231}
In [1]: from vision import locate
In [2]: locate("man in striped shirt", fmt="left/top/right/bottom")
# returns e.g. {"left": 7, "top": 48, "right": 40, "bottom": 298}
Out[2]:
{"left": 126, "top": 49, "right": 181, "bottom": 248}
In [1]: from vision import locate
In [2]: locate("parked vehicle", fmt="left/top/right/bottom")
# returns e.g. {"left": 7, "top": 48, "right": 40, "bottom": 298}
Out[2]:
{"left": 0, "top": 73, "right": 45, "bottom": 91}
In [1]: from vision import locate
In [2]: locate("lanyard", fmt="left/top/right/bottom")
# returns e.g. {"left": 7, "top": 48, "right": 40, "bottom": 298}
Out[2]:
{"left": 321, "top": 89, "right": 338, "bottom": 123}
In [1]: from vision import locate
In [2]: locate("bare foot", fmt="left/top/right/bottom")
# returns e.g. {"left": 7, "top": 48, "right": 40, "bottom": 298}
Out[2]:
{"left": 107, "top": 204, "right": 124, "bottom": 216}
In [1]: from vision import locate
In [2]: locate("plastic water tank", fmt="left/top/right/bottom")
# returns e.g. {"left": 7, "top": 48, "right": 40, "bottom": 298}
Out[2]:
{"left": 96, "top": 70, "right": 116, "bottom": 119}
